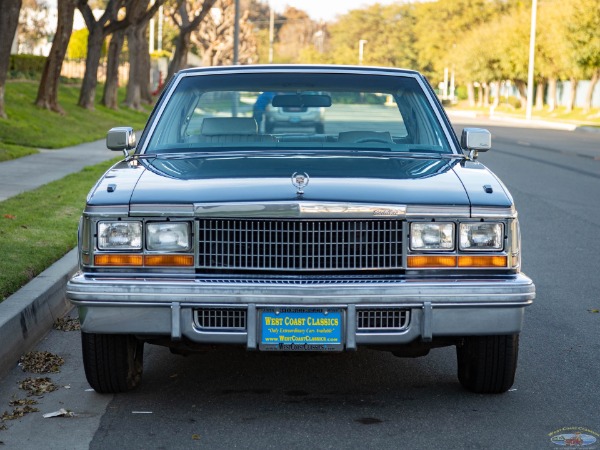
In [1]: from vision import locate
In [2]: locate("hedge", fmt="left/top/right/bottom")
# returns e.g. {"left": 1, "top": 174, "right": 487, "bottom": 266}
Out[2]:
{"left": 9, "top": 54, "right": 47, "bottom": 76}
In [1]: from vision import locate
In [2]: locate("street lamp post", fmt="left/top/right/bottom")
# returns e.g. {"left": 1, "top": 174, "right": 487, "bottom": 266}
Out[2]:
{"left": 358, "top": 39, "right": 367, "bottom": 65}
{"left": 526, "top": 0, "right": 538, "bottom": 120}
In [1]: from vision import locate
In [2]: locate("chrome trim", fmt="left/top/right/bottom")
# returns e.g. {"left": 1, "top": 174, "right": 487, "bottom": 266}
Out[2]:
{"left": 193, "top": 202, "right": 407, "bottom": 219}
{"left": 130, "top": 204, "right": 195, "bottom": 217}
{"left": 83, "top": 205, "right": 129, "bottom": 217}
{"left": 471, "top": 206, "right": 517, "bottom": 219}
{"left": 406, "top": 205, "right": 470, "bottom": 218}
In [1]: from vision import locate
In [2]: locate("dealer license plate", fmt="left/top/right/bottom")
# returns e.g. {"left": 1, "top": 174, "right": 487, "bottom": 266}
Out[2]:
{"left": 259, "top": 308, "right": 343, "bottom": 351}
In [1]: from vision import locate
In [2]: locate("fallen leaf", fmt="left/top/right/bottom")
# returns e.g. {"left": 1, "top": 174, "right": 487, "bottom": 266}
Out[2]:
{"left": 192, "top": 434, "right": 201, "bottom": 440}
{"left": 19, "top": 351, "right": 64, "bottom": 374}
{"left": 3, "top": 214, "right": 16, "bottom": 220}
{"left": 53, "top": 317, "right": 81, "bottom": 332}
{"left": 18, "top": 377, "right": 57, "bottom": 396}
{"left": 1, "top": 406, "right": 39, "bottom": 421}
{"left": 8, "top": 398, "right": 37, "bottom": 407}
{"left": 588, "top": 309, "right": 599, "bottom": 313}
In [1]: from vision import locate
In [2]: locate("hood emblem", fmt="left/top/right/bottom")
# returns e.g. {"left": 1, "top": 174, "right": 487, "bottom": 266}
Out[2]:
{"left": 292, "top": 172, "right": 310, "bottom": 195}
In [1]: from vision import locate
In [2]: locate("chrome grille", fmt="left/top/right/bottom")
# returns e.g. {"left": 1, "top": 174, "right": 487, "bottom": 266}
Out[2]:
{"left": 197, "top": 219, "right": 403, "bottom": 271}
{"left": 194, "top": 308, "right": 247, "bottom": 330}
{"left": 357, "top": 309, "right": 410, "bottom": 331}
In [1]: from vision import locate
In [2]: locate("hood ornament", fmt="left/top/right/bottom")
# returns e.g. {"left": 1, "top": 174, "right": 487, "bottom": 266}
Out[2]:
{"left": 292, "top": 172, "right": 310, "bottom": 196}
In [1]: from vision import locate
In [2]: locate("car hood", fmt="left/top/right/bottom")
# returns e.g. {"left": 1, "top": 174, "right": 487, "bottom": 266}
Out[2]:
{"left": 88, "top": 154, "right": 512, "bottom": 208}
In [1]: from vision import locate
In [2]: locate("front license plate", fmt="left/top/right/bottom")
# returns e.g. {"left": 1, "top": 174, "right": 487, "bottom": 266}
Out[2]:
{"left": 259, "top": 308, "right": 343, "bottom": 351}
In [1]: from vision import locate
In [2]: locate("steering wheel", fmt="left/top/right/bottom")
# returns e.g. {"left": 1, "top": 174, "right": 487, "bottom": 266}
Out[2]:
{"left": 354, "top": 137, "right": 391, "bottom": 144}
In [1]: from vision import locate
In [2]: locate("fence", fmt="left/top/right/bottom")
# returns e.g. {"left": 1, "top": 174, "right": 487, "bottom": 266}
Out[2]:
{"left": 61, "top": 60, "right": 129, "bottom": 85}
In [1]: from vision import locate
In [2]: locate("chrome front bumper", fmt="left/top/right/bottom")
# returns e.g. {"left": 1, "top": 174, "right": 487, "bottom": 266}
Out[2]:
{"left": 67, "top": 273, "right": 535, "bottom": 349}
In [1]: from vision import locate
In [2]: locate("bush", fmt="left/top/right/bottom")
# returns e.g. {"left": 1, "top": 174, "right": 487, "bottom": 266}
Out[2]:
{"left": 9, "top": 54, "right": 47, "bottom": 78}
{"left": 506, "top": 96, "right": 522, "bottom": 109}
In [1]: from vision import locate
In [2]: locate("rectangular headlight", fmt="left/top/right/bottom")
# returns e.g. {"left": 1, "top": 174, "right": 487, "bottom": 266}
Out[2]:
{"left": 146, "top": 222, "right": 191, "bottom": 252}
{"left": 459, "top": 223, "right": 503, "bottom": 251}
{"left": 98, "top": 221, "right": 142, "bottom": 250}
{"left": 410, "top": 223, "right": 454, "bottom": 251}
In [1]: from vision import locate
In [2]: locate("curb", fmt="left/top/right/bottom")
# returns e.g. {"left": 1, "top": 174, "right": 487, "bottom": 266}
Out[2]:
{"left": 0, "top": 248, "right": 77, "bottom": 380}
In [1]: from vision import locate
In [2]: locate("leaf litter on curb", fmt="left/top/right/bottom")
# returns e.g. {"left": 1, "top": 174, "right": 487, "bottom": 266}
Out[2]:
{"left": 18, "top": 377, "right": 57, "bottom": 396}
{"left": 1, "top": 406, "right": 39, "bottom": 421}
{"left": 53, "top": 316, "right": 81, "bottom": 331}
{"left": 8, "top": 398, "right": 37, "bottom": 407}
{"left": 19, "top": 351, "right": 64, "bottom": 373}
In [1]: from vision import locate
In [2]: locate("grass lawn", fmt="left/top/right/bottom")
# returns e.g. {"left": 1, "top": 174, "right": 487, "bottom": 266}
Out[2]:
{"left": 0, "top": 79, "right": 152, "bottom": 161}
{"left": 448, "top": 101, "right": 600, "bottom": 127}
{"left": 0, "top": 157, "right": 121, "bottom": 301}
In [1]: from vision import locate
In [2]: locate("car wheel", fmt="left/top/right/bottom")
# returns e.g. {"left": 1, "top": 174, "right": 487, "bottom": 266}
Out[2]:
{"left": 81, "top": 332, "right": 144, "bottom": 393}
{"left": 315, "top": 123, "right": 325, "bottom": 134}
{"left": 456, "top": 334, "right": 519, "bottom": 394}
{"left": 265, "top": 122, "right": 274, "bottom": 133}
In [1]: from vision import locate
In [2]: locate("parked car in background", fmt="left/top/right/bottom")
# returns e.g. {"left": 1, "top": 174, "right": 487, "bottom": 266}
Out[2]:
{"left": 264, "top": 92, "right": 326, "bottom": 133}
{"left": 67, "top": 65, "right": 535, "bottom": 395}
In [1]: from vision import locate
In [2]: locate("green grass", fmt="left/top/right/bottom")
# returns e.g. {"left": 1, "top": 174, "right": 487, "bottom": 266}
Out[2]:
{"left": 449, "top": 101, "right": 600, "bottom": 127}
{"left": 0, "top": 157, "right": 121, "bottom": 301}
{"left": 0, "top": 79, "right": 152, "bottom": 154}
{"left": 0, "top": 141, "right": 38, "bottom": 162}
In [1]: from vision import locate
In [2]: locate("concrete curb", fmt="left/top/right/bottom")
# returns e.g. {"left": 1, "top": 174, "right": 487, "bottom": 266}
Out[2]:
{"left": 0, "top": 248, "right": 77, "bottom": 379}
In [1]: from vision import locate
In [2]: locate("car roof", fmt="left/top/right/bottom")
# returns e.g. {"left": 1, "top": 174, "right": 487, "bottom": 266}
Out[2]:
{"left": 177, "top": 64, "right": 422, "bottom": 78}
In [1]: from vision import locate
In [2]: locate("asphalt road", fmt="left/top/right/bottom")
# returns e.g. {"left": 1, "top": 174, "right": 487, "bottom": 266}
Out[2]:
{"left": 1, "top": 120, "right": 599, "bottom": 449}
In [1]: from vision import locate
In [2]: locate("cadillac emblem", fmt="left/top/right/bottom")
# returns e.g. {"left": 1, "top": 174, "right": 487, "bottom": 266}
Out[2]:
{"left": 292, "top": 172, "right": 310, "bottom": 195}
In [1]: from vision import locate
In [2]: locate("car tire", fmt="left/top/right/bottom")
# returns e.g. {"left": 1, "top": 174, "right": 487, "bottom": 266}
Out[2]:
{"left": 81, "top": 332, "right": 144, "bottom": 393}
{"left": 456, "top": 334, "right": 519, "bottom": 394}
{"left": 315, "top": 123, "right": 325, "bottom": 134}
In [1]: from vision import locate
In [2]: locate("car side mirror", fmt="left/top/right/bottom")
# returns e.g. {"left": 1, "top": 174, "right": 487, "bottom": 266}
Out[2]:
{"left": 461, "top": 128, "right": 491, "bottom": 160}
{"left": 107, "top": 127, "right": 136, "bottom": 157}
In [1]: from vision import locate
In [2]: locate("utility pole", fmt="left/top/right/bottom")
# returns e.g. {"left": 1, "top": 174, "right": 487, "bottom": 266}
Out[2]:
{"left": 358, "top": 39, "right": 367, "bottom": 65}
{"left": 268, "top": 6, "right": 274, "bottom": 63}
{"left": 526, "top": 0, "right": 538, "bottom": 121}
{"left": 233, "top": 0, "right": 240, "bottom": 65}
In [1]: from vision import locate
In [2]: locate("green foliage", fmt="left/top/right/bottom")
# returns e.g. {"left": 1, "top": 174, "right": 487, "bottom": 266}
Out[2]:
{"left": 0, "top": 80, "right": 151, "bottom": 151}
{"left": 9, "top": 55, "right": 47, "bottom": 78}
{"left": 0, "top": 158, "right": 121, "bottom": 301}
{"left": 566, "top": 0, "right": 600, "bottom": 72}
{"left": 67, "top": 28, "right": 89, "bottom": 60}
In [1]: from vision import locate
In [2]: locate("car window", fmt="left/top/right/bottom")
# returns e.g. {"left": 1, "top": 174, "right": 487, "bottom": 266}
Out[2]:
{"left": 144, "top": 72, "right": 452, "bottom": 154}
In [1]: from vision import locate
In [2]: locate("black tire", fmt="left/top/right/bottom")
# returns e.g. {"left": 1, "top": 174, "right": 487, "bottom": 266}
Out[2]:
{"left": 456, "top": 334, "right": 519, "bottom": 394}
{"left": 81, "top": 332, "right": 144, "bottom": 393}
{"left": 315, "top": 123, "right": 325, "bottom": 134}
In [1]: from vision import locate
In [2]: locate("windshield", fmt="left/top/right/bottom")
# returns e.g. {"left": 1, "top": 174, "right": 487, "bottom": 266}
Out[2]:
{"left": 144, "top": 72, "right": 453, "bottom": 154}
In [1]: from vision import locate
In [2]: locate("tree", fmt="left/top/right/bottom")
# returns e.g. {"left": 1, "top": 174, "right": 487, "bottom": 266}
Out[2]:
{"left": 124, "top": 0, "right": 166, "bottom": 108}
{"left": 35, "top": 0, "right": 78, "bottom": 113}
{"left": 77, "top": 0, "right": 128, "bottom": 110}
{"left": 566, "top": 0, "right": 600, "bottom": 112}
{"left": 167, "top": 0, "right": 217, "bottom": 82}
{"left": 193, "top": 0, "right": 258, "bottom": 67}
{"left": 16, "top": 0, "right": 52, "bottom": 54}
{"left": 0, "top": 0, "right": 22, "bottom": 119}
{"left": 274, "top": 7, "right": 315, "bottom": 63}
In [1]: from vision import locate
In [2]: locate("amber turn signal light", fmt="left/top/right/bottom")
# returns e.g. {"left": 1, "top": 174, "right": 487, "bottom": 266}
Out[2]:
{"left": 95, "top": 254, "right": 194, "bottom": 267}
{"left": 407, "top": 255, "right": 457, "bottom": 268}
{"left": 144, "top": 255, "right": 194, "bottom": 266}
{"left": 94, "top": 254, "right": 143, "bottom": 266}
{"left": 458, "top": 255, "right": 507, "bottom": 267}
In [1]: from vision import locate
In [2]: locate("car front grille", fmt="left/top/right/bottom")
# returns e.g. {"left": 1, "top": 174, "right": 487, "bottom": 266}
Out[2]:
{"left": 356, "top": 309, "right": 410, "bottom": 331}
{"left": 197, "top": 219, "right": 403, "bottom": 272}
{"left": 194, "top": 308, "right": 247, "bottom": 331}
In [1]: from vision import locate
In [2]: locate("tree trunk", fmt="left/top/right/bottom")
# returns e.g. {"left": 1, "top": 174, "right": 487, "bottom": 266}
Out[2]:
{"left": 514, "top": 79, "right": 527, "bottom": 100}
{"left": 547, "top": 77, "right": 557, "bottom": 112}
{"left": 0, "top": 0, "right": 22, "bottom": 119}
{"left": 467, "top": 82, "right": 475, "bottom": 107}
{"left": 483, "top": 82, "right": 490, "bottom": 108}
{"left": 102, "top": 29, "right": 125, "bottom": 109}
{"left": 125, "top": 24, "right": 144, "bottom": 109}
{"left": 535, "top": 79, "right": 545, "bottom": 111}
{"left": 167, "top": 31, "right": 191, "bottom": 81}
{"left": 492, "top": 81, "right": 499, "bottom": 108}
{"left": 35, "top": 0, "right": 77, "bottom": 114}
{"left": 583, "top": 69, "right": 599, "bottom": 113}
{"left": 476, "top": 83, "right": 483, "bottom": 107}
{"left": 137, "top": 22, "right": 153, "bottom": 104}
{"left": 566, "top": 78, "right": 578, "bottom": 113}
{"left": 78, "top": 23, "right": 105, "bottom": 110}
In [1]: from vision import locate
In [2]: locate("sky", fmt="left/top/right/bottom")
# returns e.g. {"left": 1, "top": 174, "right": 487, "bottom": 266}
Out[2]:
{"left": 266, "top": 0, "right": 400, "bottom": 22}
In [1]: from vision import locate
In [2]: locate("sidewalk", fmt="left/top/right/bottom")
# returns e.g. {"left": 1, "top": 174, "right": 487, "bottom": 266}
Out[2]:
{"left": 0, "top": 139, "right": 116, "bottom": 379}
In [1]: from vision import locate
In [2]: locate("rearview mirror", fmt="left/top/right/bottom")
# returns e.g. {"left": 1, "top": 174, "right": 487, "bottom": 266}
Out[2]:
{"left": 272, "top": 94, "right": 332, "bottom": 108}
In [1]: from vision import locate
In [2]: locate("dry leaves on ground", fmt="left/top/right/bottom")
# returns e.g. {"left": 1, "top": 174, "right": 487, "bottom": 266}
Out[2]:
{"left": 18, "top": 377, "right": 57, "bottom": 396}
{"left": 8, "top": 398, "right": 37, "bottom": 407}
{"left": 1, "top": 406, "right": 39, "bottom": 421}
{"left": 53, "top": 316, "right": 81, "bottom": 331}
{"left": 19, "top": 351, "right": 64, "bottom": 374}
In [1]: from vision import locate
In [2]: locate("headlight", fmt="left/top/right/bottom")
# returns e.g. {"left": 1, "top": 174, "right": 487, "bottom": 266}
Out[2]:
{"left": 146, "top": 222, "right": 191, "bottom": 252}
{"left": 459, "top": 223, "right": 503, "bottom": 251}
{"left": 410, "top": 223, "right": 454, "bottom": 251}
{"left": 98, "top": 221, "right": 142, "bottom": 250}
